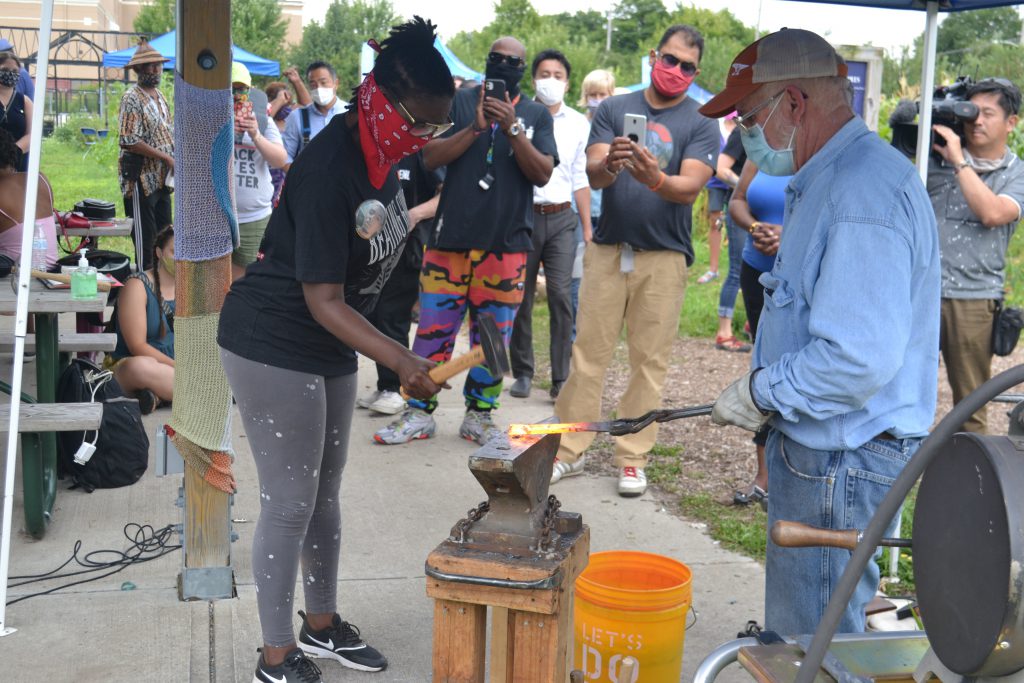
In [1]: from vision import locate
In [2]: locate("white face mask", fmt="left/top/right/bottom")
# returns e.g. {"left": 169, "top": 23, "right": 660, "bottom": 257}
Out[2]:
{"left": 312, "top": 86, "right": 335, "bottom": 107}
{"left": 534, "top": 77, "right": 566, "bottom": 107}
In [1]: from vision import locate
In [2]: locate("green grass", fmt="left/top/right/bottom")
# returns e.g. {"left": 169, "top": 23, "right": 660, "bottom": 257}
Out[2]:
{"left": 680, "top": 492, "right": 769, "bottom": 561}
{"left": 41, "top": 127, "right": 138, "bottom": 261}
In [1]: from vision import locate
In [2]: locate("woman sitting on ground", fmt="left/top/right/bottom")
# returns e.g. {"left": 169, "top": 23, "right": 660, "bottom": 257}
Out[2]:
{"left": 0, "top": 128, "right": 56, "bottom": 267}
{"left": 107, "top": 226, "right": 174, "bottom": 413}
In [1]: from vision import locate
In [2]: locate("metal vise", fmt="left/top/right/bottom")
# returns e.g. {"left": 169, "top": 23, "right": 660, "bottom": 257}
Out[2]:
{"left": 447, "top": 431, "right": 583, "bottom": 558}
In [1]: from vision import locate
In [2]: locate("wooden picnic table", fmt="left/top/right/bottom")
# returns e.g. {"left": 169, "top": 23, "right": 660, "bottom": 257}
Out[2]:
{"left": 0, "top": 276, "right": 106, "bottom": 537}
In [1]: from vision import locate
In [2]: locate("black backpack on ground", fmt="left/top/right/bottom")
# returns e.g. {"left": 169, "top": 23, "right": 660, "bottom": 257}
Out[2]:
{"left": 56, "top": 358, "right": 149, "bottom": 492}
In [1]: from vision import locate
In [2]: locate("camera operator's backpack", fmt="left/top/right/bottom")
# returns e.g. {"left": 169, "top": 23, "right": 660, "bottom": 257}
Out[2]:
{"left": 56, "top": 358, "right": 149, "bottom": 492}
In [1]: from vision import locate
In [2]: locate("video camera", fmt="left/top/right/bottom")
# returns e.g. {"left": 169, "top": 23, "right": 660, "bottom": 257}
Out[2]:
{"left": 890, "top": 76, "right": 979, "bottom": 159}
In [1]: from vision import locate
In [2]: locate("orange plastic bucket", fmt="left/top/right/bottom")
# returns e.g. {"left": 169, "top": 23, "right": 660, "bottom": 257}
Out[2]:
{"left": 574, "top": 550, "right": 692, "bottom": 682}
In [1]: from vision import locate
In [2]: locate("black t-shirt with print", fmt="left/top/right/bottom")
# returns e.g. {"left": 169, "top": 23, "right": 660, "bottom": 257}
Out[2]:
{"left": 218, "top": 115, "right": 409, "bottom": 377}
{"left": 429, "top": 86, "right": 558, "bottom": 253}
{"left": 396, "top": 153, "right": 443, "bottom": 269}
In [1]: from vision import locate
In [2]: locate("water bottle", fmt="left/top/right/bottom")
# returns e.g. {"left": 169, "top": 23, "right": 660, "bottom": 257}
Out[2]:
{"left": 31, "top": 220, "right": 48, "bottom": 273}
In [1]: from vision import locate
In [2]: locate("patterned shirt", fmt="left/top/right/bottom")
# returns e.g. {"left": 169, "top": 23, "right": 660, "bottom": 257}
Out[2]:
{"left": 118, "top": 85, "right": 173, "bottom": 198}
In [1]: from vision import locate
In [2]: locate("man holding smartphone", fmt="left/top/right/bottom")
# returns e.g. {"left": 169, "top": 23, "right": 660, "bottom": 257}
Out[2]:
{"left": 375, "top": 36, "right": 558, "bottom": 447}
{"left": 551, "top": 24, "right": 719, "bottom": 497}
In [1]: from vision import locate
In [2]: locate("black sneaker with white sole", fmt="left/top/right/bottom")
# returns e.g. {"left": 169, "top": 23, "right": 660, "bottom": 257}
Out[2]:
{"left": 253, "top": 648, "right": 322, "bottom": 683}
{"left": 297, "top": 610, "right": 388, "bottom": 672}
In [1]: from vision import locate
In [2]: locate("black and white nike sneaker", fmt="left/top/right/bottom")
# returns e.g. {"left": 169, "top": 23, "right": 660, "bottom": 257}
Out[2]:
{"left": 297, "top": 610, "right": 389, "bottom": 672}
{"left": 253, "top": 648, "right": 323, "bottom": 683}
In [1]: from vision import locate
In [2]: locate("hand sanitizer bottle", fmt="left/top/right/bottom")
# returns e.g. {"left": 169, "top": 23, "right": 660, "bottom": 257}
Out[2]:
{"left": 71, "top": 249, "right": 97, "bottom": 300}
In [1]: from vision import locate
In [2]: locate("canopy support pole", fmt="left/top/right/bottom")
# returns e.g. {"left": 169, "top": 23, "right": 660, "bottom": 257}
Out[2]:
{"left": 915, "top": 0, "right": 939, "bottom": 184}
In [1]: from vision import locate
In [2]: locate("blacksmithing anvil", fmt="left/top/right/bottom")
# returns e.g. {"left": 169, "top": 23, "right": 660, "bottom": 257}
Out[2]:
{"left": 444, "top": 431, "right": 583, "bottom": 558}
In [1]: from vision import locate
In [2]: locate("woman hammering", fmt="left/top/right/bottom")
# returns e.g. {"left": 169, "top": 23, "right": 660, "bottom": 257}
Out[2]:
{"left": 217, "top": 18, "right": 454, "bottom": 683}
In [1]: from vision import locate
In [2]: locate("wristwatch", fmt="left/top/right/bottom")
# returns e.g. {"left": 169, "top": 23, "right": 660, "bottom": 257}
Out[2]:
{"left": 507, "top": 122, "right": 522, "bottom": 137}
{"left": 954, "top": 159, "right": 971, "bottom": 174}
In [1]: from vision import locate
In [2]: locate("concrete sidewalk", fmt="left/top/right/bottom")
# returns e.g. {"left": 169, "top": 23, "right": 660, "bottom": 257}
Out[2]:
{"left": 0, "top": 346, "right": 765, "bottom": 682}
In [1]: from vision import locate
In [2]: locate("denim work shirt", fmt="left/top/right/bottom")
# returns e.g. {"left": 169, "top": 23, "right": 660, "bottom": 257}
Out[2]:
{"left": 751, "top": 117, "right": 941, "bottom": 450}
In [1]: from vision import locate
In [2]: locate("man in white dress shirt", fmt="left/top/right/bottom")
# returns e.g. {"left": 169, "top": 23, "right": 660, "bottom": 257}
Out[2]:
{"left": 509, "top": 49, "right": 591, "bottom": 400}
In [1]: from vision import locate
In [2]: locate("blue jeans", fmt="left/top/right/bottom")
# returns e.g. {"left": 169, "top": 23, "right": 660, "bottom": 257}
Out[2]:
{"left": 717, "top": 212, "right": 745, "bottom": 319}
{"left": 764, "top": 429, "right": 916, "bottom": 635}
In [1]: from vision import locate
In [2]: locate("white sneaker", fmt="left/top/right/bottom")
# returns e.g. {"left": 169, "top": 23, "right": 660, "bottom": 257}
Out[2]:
{"left": 356, "top": 389, "right": 382, "bottom": 409}
{"left": 368, "top": 390, "right": 405, "bottom": 415}
{"left": 550, "top": 455, "right": 587, "bottom": 485}
{"left": 617, "top": 466, "right": 647, "bottom": 497}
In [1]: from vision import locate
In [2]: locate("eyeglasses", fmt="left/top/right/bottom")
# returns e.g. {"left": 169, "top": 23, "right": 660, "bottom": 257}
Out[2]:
{"left": 657, "top": 52, "right": 697, "bottom": 76}
{"left": 488, "top": 51, "right": 525, "bottom": 69}
{"left": 396, "top": 100, "right": 454, "bottom": 138}
{"left": 734, "top": 91, "right": 785, "bottom": 133}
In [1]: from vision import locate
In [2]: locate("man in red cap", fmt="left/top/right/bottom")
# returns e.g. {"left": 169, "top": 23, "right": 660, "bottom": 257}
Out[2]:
{"left": 704, "top": 29, "right": 940, "bottom": 635}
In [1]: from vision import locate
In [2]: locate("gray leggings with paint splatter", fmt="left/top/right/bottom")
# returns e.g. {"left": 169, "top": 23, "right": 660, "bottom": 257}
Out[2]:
{"left": 220, "top": 348, "right": 356, "bottom": 647}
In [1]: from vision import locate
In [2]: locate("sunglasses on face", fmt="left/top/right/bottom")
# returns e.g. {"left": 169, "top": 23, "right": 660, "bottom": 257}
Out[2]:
{"left": 396, "top": 100, "right": 454, "bottom": 138}
{"left": 657, "top": 52, "right": 697, "bottom": 76}
{"left": 488, "top": 51, "right": 525, "bottom": 69}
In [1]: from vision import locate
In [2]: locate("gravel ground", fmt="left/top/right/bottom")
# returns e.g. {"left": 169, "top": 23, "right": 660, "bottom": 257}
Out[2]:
{"left": 569, "top": 334, "right": 1024, "bottom": 505}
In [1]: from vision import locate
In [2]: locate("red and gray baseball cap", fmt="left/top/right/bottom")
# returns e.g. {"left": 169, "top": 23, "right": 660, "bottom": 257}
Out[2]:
{"left": 699, "top": 28, "right": 847, "bottom": 119}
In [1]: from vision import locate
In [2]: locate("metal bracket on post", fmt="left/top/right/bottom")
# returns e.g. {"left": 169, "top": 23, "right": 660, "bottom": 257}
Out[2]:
{"left": 177, "top": 472, "right": 236, "bottom": 601}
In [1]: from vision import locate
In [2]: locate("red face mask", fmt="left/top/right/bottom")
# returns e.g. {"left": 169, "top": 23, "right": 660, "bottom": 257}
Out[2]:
{"left": 650, "top": 59, "right": 694, "bottom": 99}
{"left": 357, "top": 71, "right": 431, "bottom": 189}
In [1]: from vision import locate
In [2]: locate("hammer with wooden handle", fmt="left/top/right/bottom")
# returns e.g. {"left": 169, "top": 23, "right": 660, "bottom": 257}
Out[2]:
{"left": 401, "top": 313, "right": 510, "bottom": 399}
{"left": 20, "top": 268, "right": 113, "bottom": 292}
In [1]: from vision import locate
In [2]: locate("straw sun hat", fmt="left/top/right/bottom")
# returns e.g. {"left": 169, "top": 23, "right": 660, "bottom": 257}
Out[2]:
{"left": 126, "top": 39, "right": 169, "bottom": 69}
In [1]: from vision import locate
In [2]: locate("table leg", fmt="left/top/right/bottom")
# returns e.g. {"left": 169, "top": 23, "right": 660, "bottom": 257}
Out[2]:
{"left": 22, "top": 313, "right": 59, "bottom": 536}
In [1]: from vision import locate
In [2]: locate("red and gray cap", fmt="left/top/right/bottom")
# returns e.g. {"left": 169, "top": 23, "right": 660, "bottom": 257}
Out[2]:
{"left": 699, "top": 28, "right": 847, "bottom": 119}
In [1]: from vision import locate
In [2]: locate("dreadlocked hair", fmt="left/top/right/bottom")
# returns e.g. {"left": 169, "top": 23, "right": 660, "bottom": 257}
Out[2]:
{"left": 150, "top": 225, "right": 173, "bottom": 339}
{"left": 365, "top": 16, "right": 454, "bottom": 104}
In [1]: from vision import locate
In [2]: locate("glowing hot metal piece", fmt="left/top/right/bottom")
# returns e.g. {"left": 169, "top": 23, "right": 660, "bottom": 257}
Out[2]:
{"left": 508, "top": 404, "right": 714, "bottom": 439}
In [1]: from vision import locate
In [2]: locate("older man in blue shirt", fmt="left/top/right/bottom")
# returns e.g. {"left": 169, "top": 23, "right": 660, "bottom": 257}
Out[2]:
{"left": 701, "top": 29, "right": 940, "bottom": 636}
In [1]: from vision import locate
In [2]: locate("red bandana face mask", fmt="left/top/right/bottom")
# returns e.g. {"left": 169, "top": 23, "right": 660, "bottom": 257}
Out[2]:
{"left": 650, "top": 59, "right": 694, "bottom": 99}
{"left": 357, "top": 71, "right": 431, "bottom": 189}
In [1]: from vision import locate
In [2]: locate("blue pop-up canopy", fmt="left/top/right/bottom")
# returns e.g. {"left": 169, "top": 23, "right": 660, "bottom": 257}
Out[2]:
{"left": 102, "top": 30, "right": 280, "bottom": 76}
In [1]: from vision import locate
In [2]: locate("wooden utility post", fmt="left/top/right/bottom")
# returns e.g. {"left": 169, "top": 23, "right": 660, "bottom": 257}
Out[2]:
{"left": 174, "top": 0, "right": 235, "bottom": 599}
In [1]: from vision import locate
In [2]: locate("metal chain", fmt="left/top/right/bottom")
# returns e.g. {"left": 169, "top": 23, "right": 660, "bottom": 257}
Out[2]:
{"left": 538, "top": 495, "right": 561, "bottom": 550}
{"left": 449, "top": 500, "right": 490, "bottom": 543}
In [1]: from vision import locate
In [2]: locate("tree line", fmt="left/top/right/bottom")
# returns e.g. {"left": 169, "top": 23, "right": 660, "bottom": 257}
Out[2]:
{"left": 134, "top": 0, "right": 1024, "bottom": 105}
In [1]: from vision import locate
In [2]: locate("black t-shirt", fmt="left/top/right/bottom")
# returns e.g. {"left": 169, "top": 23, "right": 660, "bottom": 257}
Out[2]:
{"left": 396, "top": 153, "right": 443, "bottom": 268}
{"left": 429, "top": 86, "right": 558, "bottom": 253}
{"left": 218, "top": 115, "right": 409, "bottom": 376}
{"left": 722, "top": 126, "right": 745, "bottom": 176}
{"left": 589, "top": 90, "right": 719, "bottom": 262}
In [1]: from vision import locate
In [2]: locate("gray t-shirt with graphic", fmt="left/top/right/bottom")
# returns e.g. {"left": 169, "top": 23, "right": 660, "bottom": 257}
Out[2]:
{"left": 588, "top": 89, "right": 719, "bottom": 264}
{"left": 929, "top": 150, "right": 1024, "bottom": 299}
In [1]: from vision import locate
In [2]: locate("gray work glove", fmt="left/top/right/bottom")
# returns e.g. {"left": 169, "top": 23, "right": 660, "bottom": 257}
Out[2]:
{"left": 712, "top": 369, "right": 774, "bottom": 432}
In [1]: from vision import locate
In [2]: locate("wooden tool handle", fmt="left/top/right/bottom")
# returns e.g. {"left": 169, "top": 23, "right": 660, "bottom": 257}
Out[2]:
{"left": 30, "top": 269, "right": 112, "bottom": 292}
{"left": 400, "top": 346, "right": 487, "bottom": 399}
{"left": 771, "top": 520, "right": 860, "bottom": 551}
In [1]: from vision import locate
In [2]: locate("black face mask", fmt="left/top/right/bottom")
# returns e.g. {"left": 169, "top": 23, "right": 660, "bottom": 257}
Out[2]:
{"left": 0, "top": 70, "right": 17, "bottom": 88}
{"left": 139, "top": 72, "right": 161, "bottom": 89}
{"left": 484, "top": 62, "right": 525, "bottom": 99}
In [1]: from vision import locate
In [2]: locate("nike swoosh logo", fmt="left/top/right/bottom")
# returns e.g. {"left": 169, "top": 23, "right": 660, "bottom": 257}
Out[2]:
{"left": 261, "top": 673, "right": 287, "bottom": 683}
{"left": 306, "top": 633, "right": 335, "bottom": 650}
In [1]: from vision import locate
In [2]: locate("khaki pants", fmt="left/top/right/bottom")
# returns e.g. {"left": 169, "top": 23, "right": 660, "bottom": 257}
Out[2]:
{"left": 554, "top": 242, "right": 687, "bottom": 468}
{"left": 940, "top": 297, "right": 996, "bottom": 433}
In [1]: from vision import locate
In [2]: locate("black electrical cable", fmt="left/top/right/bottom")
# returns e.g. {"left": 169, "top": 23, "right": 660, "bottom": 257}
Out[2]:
{"left": 5, "top": 522, "right": 181, "bottom": 606}
{"left": 795, "top": 363, "right": 1024, "bottom": 683}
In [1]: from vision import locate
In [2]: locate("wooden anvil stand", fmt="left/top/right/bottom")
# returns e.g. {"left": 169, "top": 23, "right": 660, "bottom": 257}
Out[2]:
{"left": 426, "top": 431, "right": 589, "bottom": 682}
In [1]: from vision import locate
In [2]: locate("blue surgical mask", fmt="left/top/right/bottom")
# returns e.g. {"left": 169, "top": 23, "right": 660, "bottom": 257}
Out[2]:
{"left": 739, "top": 98, "right": 797, "bottom": 176}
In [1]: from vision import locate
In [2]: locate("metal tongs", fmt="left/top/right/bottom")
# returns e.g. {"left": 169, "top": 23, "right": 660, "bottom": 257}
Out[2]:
{"left": 508, "top": 403, "right": 714, "bottom": 437}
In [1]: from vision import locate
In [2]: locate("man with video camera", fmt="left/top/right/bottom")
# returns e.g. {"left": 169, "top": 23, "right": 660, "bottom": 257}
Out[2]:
{"left": 929, "top": 77, "right": 1024, "bottom": 433}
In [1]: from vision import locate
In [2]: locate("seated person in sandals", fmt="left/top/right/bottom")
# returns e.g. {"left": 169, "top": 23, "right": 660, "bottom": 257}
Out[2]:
{"left": 106, "top": 226, "right": 174, "bottom": 413}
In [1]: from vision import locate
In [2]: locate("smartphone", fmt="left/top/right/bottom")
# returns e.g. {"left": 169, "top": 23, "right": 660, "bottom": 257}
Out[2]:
{"left": 484, "top": 78, "right": 507, "bottom": 100}
{"left": 623, "top": 113, "right": 648, "bottom": 147}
